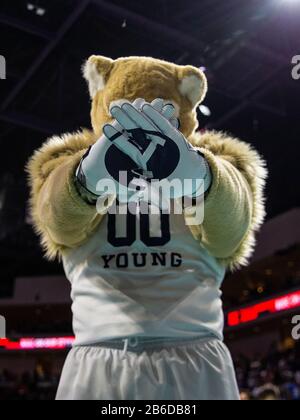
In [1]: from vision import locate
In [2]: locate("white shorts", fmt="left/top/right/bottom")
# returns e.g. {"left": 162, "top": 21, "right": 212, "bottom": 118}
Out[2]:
{"left": 56, "top": 337, "right": 239, "bottom": 400}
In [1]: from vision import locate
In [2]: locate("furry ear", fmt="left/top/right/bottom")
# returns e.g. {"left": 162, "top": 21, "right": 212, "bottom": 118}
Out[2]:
{"left": 83, "top": 55, "right": 114, "bottom": 98}
{"left": 179, "top": 65, "right": 207, "bottom": 107}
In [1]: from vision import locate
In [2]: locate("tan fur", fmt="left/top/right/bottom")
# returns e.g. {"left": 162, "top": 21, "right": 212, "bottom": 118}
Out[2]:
{"left": 190, "top": 131, "right": 267, "bottom": 270}
{"left": 27, "top": 55, "right": 267, "bottom": 270}
{"left": 27, "top": 129, "right": 98, "bottom": 259}
{"left": 85, "top": 56, "right": 207, "bottom": 139}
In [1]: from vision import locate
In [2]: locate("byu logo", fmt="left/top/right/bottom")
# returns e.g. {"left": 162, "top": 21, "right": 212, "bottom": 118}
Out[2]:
{"left": 0, "top": 55, "right": 6, "bottom": 80}
{"left": 105, "top": 128, "right": 180, "bottom": 186}
{"left": 0, "top": 315, "right": 6, "bottom": 338}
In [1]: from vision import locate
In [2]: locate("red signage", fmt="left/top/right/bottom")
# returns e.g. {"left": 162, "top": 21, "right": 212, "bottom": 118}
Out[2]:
{"left": 0, "top": 336, "right": 74, "bottom": 350}
{"left": 227, "top": 289, "right": 300, "bottom": 327}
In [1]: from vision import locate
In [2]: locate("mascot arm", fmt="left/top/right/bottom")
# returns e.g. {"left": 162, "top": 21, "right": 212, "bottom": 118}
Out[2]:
{"left": 27, "top": 130, "right": 103, "bottom": 260}
{"left": 187, "top": 131, "right": 267, "bottom": 270}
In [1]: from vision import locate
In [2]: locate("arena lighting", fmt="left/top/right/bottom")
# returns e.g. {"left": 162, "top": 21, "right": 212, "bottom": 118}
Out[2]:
{"left": 26, "top": 3, "right": 46, "bottom": 16}
{"left": 227, "top": 289, "right": 300, "bottom": 328}
{"left": 199, "top": 105, "right": 212, "bottom": 117}
{"left": 0, "top": 336, "right": 74, "bottom": 351}
{"left": 280, "top": 0, "right": 300, "bottom": 5}
{"left": 36, "top": 8, "right": 46, "bottom": 16}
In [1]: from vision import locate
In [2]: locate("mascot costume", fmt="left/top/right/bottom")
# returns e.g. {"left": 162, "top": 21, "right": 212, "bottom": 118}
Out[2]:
{"left": 28, "top": 55, "right": 267, "bottom": 400}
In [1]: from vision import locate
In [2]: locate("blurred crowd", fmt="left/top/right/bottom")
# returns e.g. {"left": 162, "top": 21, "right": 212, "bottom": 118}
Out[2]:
{"left": 235, "top": 341, "right": 300, "bottom": 400}
{"left": 223, "top": 276, "right": 300, "bottom": 311}
{"left": 0, "top": 364, "right": 59, "bottom": 400}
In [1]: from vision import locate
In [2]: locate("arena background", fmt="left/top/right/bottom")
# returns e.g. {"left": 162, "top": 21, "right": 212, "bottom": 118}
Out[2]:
{"left": 0, "top": 0, "right": 300, "bottom": 400}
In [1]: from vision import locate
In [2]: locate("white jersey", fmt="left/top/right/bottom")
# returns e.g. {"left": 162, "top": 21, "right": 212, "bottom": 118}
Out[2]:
{"left": 63, "top": 201, "right": 226, "bottom": 346}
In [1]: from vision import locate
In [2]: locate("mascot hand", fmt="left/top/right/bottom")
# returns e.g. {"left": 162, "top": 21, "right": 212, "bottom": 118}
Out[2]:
{"left": 104, "top": 102, "right": 211, "bottom": 198}
{"left": 76, "top": 98, "right": 179, "bottom": 199}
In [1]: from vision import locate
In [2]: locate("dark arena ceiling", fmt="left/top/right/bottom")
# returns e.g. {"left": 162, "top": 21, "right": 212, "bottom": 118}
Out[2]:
{"left": 0, "top": 0, "right": 299, "bottom": 281}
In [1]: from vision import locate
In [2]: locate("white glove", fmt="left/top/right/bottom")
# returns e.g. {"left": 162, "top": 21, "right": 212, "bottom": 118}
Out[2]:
{"left": 103, "top": 102, "right": 212, "bottom": 199}
{"left": 76, "top": 98, "right": 179, "bottom": 201}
